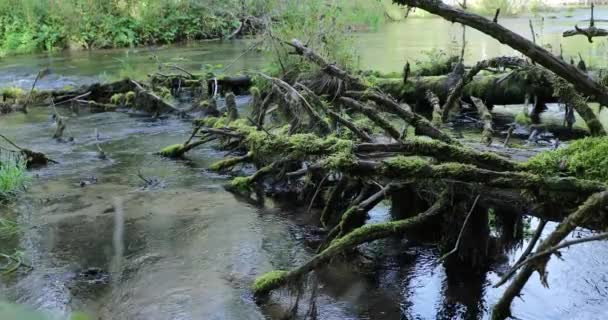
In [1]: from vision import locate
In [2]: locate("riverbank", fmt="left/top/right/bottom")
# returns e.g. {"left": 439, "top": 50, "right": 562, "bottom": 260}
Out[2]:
{"left": 0, "top": 0, "right": 401, "bottom": 57}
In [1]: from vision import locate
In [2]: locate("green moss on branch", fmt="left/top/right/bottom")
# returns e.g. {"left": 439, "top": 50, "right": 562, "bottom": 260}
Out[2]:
{"left": 525, "top": 137, "right": 608, "bottom": 183}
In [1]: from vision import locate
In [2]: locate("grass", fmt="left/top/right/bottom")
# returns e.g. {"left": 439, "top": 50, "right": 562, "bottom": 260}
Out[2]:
{"left": 0, "top": 153, "right": 29, "bottom": 202}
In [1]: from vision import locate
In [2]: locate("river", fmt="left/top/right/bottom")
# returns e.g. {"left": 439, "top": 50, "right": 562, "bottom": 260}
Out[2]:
{"left": 1, "top": 8, "right": 608, "bottom": 320}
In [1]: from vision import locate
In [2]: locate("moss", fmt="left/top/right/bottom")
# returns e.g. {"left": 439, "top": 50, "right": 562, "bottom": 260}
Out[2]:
{"left": 110, "top": 93, "right": 124, "bottom": 105}
{"left": 230, "top": 176, "right": 253, "bottom": 192}
{"left": 1, "top": 87, "right": 24, "bottom": 100}
{"left": 157, "top": 86, "right": 172, "bottom": 99}
{"left": 383, "top": 156, "right": 429, "bottom": 174}
{"left": 524, "top": 137, "right": 608, "bottom": 183}
{"left": 209, "top": 152, "right": 252, "bottom": 171}
{"left": 514, "top": 112, "right": 532, "bottom": 125}
{"left": 125, "top": 91, "right": 136, "bottom": 104}
{"left": 159, "top": 144, "right": 185, "bottom": 157}
{"left": 325, "top": 150, "right": 358, "bottom": 170}
{"left": 252, "top": 270, "right": 289, "bottom": 295}
{"left": 199, "top": 100, "right": 211, "bottom": 108}
{"left": 196, "top": 116, "right": 231, "bottom": 128}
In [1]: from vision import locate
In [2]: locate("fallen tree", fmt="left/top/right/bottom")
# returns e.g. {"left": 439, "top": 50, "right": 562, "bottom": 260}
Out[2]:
{"left": 392, "top": 0, "right": 607, "bottom": 135}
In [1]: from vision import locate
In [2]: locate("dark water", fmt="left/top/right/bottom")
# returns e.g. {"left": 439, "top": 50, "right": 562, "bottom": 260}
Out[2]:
{"left": 1, "top": 9, "right": 608, "bottom": 320}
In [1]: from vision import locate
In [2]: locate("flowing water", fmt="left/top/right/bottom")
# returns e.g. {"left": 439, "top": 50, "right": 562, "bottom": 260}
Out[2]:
{"left": 1, "top": 8, "right": 608, "bottom": 320}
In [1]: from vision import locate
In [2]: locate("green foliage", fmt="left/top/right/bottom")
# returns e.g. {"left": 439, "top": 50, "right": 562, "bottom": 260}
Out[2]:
{"left": 159, "top": 144, "right": 185, "bottom": 157}
{"left": 265, "top": 0, "right": 367, "bottom": 77}
{"left": 514, "top": 112, "right": 532, "bottom": 125}
{"left": 1, "top": 87, "right": 24, "bottom": 100}
{"left": 0, "top": 0, "right": 250, "bottom": 54}
{"left": 525, "top": 137, "right": 608, "bottom": 183}
{"left": 0, "top": 154, "right": 29, "bottom": 201}
{"left": 252, "top": 270, "right": 289, "bottom": 294}
{"left": 110, "top": 93, "right": 125, "bottom": 105}
{"left": 0, "top": 0, "right": 389, "bottom": 56}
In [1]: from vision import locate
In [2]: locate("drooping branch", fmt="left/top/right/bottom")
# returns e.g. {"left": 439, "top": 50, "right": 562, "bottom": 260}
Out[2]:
{"left": 339, "top": 97, "right": 402, "bottom": 141}
{"left": 493, "top": 219, "right": 548, "bottom": 288}
{"left": 284, "top": 37, "right": 455, "bottom": 143}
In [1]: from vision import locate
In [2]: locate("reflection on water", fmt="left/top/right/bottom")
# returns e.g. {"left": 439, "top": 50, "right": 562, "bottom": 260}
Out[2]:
{"left": 1, "top": 107, "right": 607, "bottom": 319}
{"left": 356, "top": 7, "right": 608, "bottom": 72}
{"left": 3, "top": 7, "right": 608, "bottom": 89}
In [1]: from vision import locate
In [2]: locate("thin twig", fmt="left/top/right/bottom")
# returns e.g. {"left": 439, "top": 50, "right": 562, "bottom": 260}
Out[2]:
{"left": 510, "top": 231, "right": 608, "bottom": 274}
{"left": 307, "top": 174, "right": 330, "bottom": 213}
{"left": 439, "top": 194, "right": 481, "bottom": 262}
{"left": 494, "top": 219, "right": 548, "bottom": 288}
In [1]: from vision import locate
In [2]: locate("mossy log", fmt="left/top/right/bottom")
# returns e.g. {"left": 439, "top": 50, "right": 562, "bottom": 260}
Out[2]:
{"left": 354, "top": 138, "right": 517, "bottom": 171}
{"left": 376, "top": 74, "right": 553, "bottom": 109}
{"left": 344, "top": 157, "right": 605, "bottom": 194}
{"left": 441, "top": 57, "right": 528, "bottom": 121}
{"left": 253, "top": 195, "right": 448, "bottom": 296}
{"left": 393, "top": 0, "right": 608, "bottom": 109}
{"left": 207, "top": 76, "right": 252, "bottom": 96}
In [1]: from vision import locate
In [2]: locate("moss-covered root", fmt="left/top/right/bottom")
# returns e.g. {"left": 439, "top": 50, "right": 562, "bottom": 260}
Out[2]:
{"left": 250, "top": 87, "right": 261, "bottom": 120}
{"left": 209, "top": 152, "right": 253, "bottom": 171}
{"left": 226, "top": 92, "right": 239, "bottom": 121}
{"left": 252, "top": 195, "right": 448, "bottom": 297}
{"left": 491, "top": 191, "right": 608, "bottom": 320}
